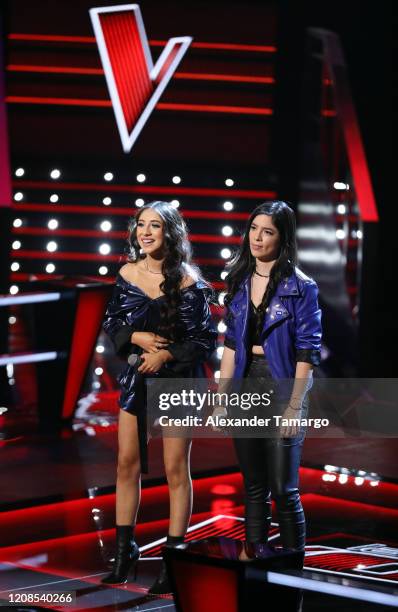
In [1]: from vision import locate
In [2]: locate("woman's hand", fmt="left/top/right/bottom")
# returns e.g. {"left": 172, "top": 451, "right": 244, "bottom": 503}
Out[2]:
{"left": 131, "top": 331, "right": 169, "bottom": 353}
{"left": 211, "top": 405, "right": 228, "bottom": 433}
{"left": 137, "top": 350, "right": 171, "bottom": 374}
{"left": 279, "top": 403, "right": 303, "bottom": 438}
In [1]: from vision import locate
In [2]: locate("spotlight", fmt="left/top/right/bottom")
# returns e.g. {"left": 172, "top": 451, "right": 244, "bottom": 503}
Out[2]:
{"left": 48, "top": 219, "right": 59, "bottom": 230}
{"left": 50, "top": 169, "right": 61, "bottom": 179}
{"left": 333, "top": 181, "right": 348, "bottom": 190}
{"left": 104, "top": 172, "right": 114, "bottom": 181}
{"left": 214, "top": 370, "right": 220, "bottom": 379}
{"left": 9, "top": 316, "right": 17, "bottom": 325}
{"left": 136, "top": 173, "right": 146, "bottom": 183}
{"left": 50, "top": 194, "right": 59, "bottom": 203}
{"left": 218, "top": 292, "right": 226, "bottom": 305}
{"left": 10, "top": 285, "right": 19, "bottom": 295}
{"left": 15, "top": 168, "right": 25, "bottom": 177}
{"left": 217, "top": 321, "right": 227, "bottom": 333}
{"left": 216, "top": 346, "right": 224, "bottom": 359}
{"left": 46, "top": 263, "right": 56, "bottom": 273}
{"left": 336, "top": 229, "right": 345, "bottom": 240}
{"left": 14, "top": 192, "right": 24, "bottom": 201}
{"left": 171, "top": 200, "right": 180, "bottom": 208}
{"left": 225, "top": 178, "right": 234, "bottom": 187}
{"left": 96, "top": 345, "right": 105, "bottom": 353}
{"left": 220, "top": 271, "right": 228, "bottom": 280}
{"left": 99, "top": 266, "right": 108, "bottom": 275}
{"left": 95, "top": 367, "right": 103, "bottom": 376}
{"left": 46, "top": 241, "right": 58, "bottom": 252}
{"left": 172, "top": 176, "right": 181, "bottom": 184}
{"left": 102, "top": 197, "right": 112, "bottom": 206}
{"left": 99, "top": 243, "right": 111, "bottom": 255}
{"left": 100, "top": 220, "right": 112, "bottom": 232}
{"left": 10, "top": 262, "right": 20, "bottom": 271}
{"left": 12, "top": 240, "right": 21, "bottom": 250}
{"left": 221, "top": 248, "right": 231, "bottom": 259}
{"left": 337, "top": 204, "right": 346, "bottom": 214}
{"left": 222, "top": 225, "right": 233, "bottom": 237}
{"left": 13, "top": 218, "right": 23, "bottom": 228}
{"left": 223, "top": 201, "right": 234, "bottom": 211}
{"left": 135, "top": 198, "right": 144, "bottom": 207}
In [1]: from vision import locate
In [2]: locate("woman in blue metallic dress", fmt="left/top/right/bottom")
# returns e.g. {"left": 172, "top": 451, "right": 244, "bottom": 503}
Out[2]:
{"left": 102, "top": 201, "right": 217, "bottom": 592}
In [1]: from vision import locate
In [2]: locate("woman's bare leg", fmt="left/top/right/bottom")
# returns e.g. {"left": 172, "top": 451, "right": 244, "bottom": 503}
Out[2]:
{"left": 162, "top": 435, "right": 192, "bottom": 536}
{"left": 116, "top": 410, "right": 141, "bottom": 525}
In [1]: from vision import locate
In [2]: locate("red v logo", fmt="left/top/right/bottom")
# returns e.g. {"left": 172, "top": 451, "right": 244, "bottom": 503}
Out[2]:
{"left": 90, "top": 4, "right": 192, "bottom": 153}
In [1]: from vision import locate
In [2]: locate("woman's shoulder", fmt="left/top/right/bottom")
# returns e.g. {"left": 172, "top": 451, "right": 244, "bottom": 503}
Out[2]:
{"left": 118, "top": 261, "right": 138, "bottom": 282}
{"left": 293, "top": 266, "right": 318, "bottom": 287}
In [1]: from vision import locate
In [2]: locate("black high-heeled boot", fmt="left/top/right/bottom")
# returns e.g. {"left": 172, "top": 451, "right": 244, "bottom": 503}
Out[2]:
{"left": 101, "top": 525, "right": 140, "bottom": 584}
{"left": 147, "top": 534, "right": 184, "bottom": 595}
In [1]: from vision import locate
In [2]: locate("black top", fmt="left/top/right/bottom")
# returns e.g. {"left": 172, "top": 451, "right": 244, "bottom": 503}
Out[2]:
{"left": 248, "top": 300, "right": 264, "bottom": 346}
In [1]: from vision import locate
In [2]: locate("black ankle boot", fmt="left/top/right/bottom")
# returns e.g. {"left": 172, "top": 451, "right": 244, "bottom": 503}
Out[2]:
{"left": 102, "top": 525, "right": 140, "bottom": 584}
{"left": 147, "top": 535, "right": 184, "bottom": 595}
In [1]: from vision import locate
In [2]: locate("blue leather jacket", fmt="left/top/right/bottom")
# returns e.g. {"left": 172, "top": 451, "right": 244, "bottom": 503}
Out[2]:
{"left": 224, "top": 267, "right": 322, "bottom": 379}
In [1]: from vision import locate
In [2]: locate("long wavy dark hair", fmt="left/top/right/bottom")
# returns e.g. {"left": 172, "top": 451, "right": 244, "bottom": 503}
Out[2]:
{"left": 225, "top": 201, "right": 297, "bottom": 336}
{"left": 127, "top": 201, "right": 212, "bottom": 340}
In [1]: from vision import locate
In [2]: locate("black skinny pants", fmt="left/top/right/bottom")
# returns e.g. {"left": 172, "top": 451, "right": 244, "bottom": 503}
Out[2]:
{"left": 233, "top": 354, "right": 306, "bottom": 551}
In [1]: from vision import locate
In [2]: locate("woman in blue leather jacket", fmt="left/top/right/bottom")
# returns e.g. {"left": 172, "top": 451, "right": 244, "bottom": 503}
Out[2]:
{"left": 218, "top": 201, "right": 322, "bottom": 560}
{"left": 102, "top": 201, "right": 217, "bottom": 591}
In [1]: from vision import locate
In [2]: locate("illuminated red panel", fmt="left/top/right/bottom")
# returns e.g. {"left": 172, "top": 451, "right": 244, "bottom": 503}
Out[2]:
{"left": 62, "top": 289, "right": 110, "bottom": 419}
{"left": 173, "top": 561, "right": 238, "bottom": 612}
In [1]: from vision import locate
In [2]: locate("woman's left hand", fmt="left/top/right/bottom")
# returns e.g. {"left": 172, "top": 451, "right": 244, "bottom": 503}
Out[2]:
{"left": 137, "top": 350, "right": 168, "bottom": 374}
{"left": 279, "top": 404, "right": 302, "bottom": 438}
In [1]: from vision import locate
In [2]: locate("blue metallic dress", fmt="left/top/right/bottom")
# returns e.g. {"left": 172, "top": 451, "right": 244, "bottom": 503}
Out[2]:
{"left": 103, "top": 273, "right": 217, "bottom": 472}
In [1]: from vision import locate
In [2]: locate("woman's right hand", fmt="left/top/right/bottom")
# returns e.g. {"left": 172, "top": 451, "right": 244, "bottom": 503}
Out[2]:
{"left": 131, "top": 332, "right": 169, "bottom": 353}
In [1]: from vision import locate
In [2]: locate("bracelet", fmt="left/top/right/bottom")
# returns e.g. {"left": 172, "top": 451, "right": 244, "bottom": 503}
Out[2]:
{"left": 287, "top": 404, "right": 302, "bottom": 411}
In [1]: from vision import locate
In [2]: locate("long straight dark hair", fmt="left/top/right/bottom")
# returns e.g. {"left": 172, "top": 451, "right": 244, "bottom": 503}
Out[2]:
{"left": 225, "top": 201, "right": 297, "bottom": 330}
{"left": 126, "top": 201, "right": 212, "bottom": 339}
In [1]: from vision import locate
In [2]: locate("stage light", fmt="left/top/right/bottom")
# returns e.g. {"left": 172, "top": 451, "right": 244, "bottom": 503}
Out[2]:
{"left": 354, "top": 476, "right": 364, "bottom": 486}
{"left": 171, "top": 200, "right": 180, "bottom": 208}
{"left": 46, "top": 263, "right": 56, "bottom": 273}
{"left": 338, "top": 474, "right": 348, "bottom": 484}
{"left": 214, "top": 370, "right": 220, "bottom": 379}
{"left": 13, "top": 218, "right": 23, "bottom": 228}
{"left": 216, "top": 346, "right": 224, "bottom": 359}
{"left": 104, "top": 172, "right": 114, "bottom": 181}
{"left": 14, "top": 192, "right": 24, "bottom": 201}
{"left": 10, "top": 285, "right": 19, "bottom": 295}
{"left": 223, "top": 201, "right": 234, "bottom": 211}
{"left": 221, "top": 248, "right": 231, "bottom": 259}
{"left": 12, "top": 240, "right": 21, "bottom": 250}
{"left": 95, "top": 367, "right": 103, "bottom": 375}
{"left": 99, "top": 243, "right": 111, "bottom": 255}
{"left": 93, "top": 381, "right": 101, "bottom": 389}
{"left": 96, "top": 345, "right": 105, "bottom": 353}
{"left": 333, "top": 181, "right": 348, "bottom": 190}
{"left": 9, "top": 316, "right": 17, "bottom": 325}
{"left": 100, "top": 220, "right": 112, "bottom": 232}
{"left": 135, "top": 198, "right": 144, "bottom": 207}
{"left": 218, "top": 292, "right": 226, "bottom": 305}
{"left": 369, "top": 480, "right": 379, "bottom": 487}
{"left": 336, "top": 229, "right": 345, "bottom": 240}
{"left": 172, "top": 176, "right": 181, "bottom": 184}
{"left": 222, "top": 225, "right": 233, "bottom": 236}
{"left": 47, "top": 241, "right": 58, "bottom": 252}
{"left": 102, "top": 197, "right": 112, "bottom": 206}
{"left": 99, "top": 266, "right": 108, "bottom": 275}
{"left": 220, "top": 271, "right": 228, "bottom": 280}
{"left": 10, "top": 262, "right": 20, "bottom": 272}
{"left": 50, "top": 194, "right": 59, "bottom": 203}
{"left": 48, "top": 219, "right": 59, "bottom": 230}
{"left": 217, "top": 321, "right": 227, "bottom": 333}
{"left": 225, "top": 178, "right": 234, "bottom": 187}
{"left": 136, "top": 173, "right": 146, "bottom": 183}
{"left": 50, "top": 169, "right": 61, "bottom": 179}
{"left": 337, "top": 204, "right": 346, "bottom": 214}
{"left": 15, "top": 167, "right": 25, "bottom": 177}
